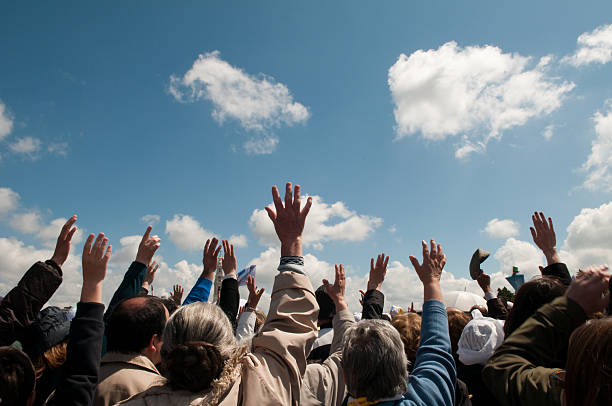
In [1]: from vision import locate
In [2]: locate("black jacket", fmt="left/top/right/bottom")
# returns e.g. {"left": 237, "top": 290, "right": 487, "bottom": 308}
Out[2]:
{"left": 219, "top": 278, "right": 239, "bottom": 329}
{"left": 362, "top": 289, "right": 385, "bottom": 320}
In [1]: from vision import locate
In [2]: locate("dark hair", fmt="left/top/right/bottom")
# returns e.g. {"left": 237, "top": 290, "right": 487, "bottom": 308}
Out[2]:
{"left": 0, "top": 346, "right": 36, "bottom": 406}
{"left": 106, "top": 296, "right": 167, "bottom": 354}
{"left": 160, "top": 297, "right": 180, "bottom": 316}
{"left": 565, "top": 318, "right": 612, "bottom": 406}
{"left": 447, "top": 309, "right": 471, "bottom": 360}
{"left": 162, "top": 341, "right": 224, "bottom": 392}
{"left": 315, "top": 285, "right": 335, "bottom": 321}
{"left": 504, "top": 276, "right": 566, "bottom": 337}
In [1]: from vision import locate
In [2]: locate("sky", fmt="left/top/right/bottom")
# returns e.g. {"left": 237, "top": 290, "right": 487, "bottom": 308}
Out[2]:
{"left": 2, "top": 1, "right": 612, "bottom": 312}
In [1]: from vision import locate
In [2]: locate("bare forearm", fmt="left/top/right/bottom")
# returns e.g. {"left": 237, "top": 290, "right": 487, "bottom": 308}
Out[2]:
{"left": 544, "top": 248, "right": 562, "bottom": 266}
{"left": 281, "top": 238, "right": 302, "bottom": 257}
{"left": 423, "top": 281, "right": 443, "bottom": 302}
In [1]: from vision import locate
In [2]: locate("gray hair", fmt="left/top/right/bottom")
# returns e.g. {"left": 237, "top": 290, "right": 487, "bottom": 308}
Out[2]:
{"left": 342, "top": 320, "right": 408, "bottom": 401}
{"left": 161, "top": 302, "right": 237, "bottom": 359}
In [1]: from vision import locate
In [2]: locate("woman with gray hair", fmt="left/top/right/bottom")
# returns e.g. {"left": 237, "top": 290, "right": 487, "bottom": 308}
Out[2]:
{"left": 341, "top": 240, "right": 456, "bottom": 406}
{"left": 119, "top": 183, "right": 318, "bottom": 406}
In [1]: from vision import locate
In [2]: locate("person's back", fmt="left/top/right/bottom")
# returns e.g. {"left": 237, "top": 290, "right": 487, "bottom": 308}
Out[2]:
{"left": 94, "top": 296, "right": 168, "bottom": 406}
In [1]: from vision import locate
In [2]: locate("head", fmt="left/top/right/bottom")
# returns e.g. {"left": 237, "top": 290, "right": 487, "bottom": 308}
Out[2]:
{"left": 564, "top": 318, "right": 612, "bottom": 406}
{"left": 504, "top": 276, "right": 566, "bottom": 337}
{"left": 446, "top": 308, "right": 472, "bottom": 361}
{"left": 457, "top": 317, "right": 504, "bottom": 366}
{"left": 106, "top": 296, "right": 169, "bottom": 365}
{"left": 342, "top": 320, "right": 408, "bottom": 402}
{"left": 161, "top": 302, "right": 238, "bottom": 392}
{"left": 253, "top": 309, "right": 266, "bottom": 333}
{"left": 160, "top": 297, "right": 180, "bottom": 316}
{"left": 391, "top": 313, "right": 421, "bottom": 371}
{"left": 315, "top": 285, "right": 335, "bottom": 327}
{"left": 469, "top": 305, "right": 488, "bottom": 317}
{"left": 0, "top": 346, "right": 36, "bottom": 406}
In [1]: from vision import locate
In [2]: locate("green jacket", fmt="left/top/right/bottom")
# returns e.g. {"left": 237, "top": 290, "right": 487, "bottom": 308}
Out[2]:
{"left": 482, "top": 296, "right": 586, "bottom": 406}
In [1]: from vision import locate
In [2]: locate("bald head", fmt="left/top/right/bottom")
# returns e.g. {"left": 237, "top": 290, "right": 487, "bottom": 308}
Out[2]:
{"left": 106, "top": 295, "right": 168, "bottom": 354}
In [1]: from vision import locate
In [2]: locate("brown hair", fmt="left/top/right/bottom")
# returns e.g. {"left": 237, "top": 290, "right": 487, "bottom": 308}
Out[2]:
{"left": 33, "top": 341, "right": 68, "bottom": 379}
{"left": 0, "top": 346, "right": 36, "bottom": 406}
{"left": 504, "top": 276, "right": 566, "bottom": 337}
{"left": 254, "top": 310, "right": 266, "bottom": 333}
{"left": 391, "top": 313, "right": 421, "bottom": 370}
{"left": 446, "top": 309, "right": 471, "bottom": 360}
{"left": 565, "top": 318, "right": 612, "bottom": 406}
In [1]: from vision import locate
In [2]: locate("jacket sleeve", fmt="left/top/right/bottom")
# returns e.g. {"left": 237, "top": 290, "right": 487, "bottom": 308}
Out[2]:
{"left": 103, "top": 261, "right": 147, "bottom": 324}
{"left": 250, "top": 267, "right": 318, "bottom": 406}
{"left": 404, "top": 299, "right": 456, "bottom": 406}
{"left": 235, "top": 311, "right": 257, "bottom": 343}
{"left": 361, "top": 289, "right": 384, "bottom": 320}
{"left": 219, "top": 277, "right": 239, "bottom": 328}
{"left": 48, "top": 301, "right": 105, "bottom": 406}
{"left": 0, "top": 260, "right": 63, "bottom": 346}
{"left": 182, "top": 277, "right": 213, "bottom": 305}
{"left": 486, "top": 297, "right": 508, "bottom": 320}
{"left": 301, "top": 309, "right": 354, "bottom": 406}
{"left": 541, "top": 263, "right": 571, "bottom": 285}
{"left": 482, "top": 296, "right": 586, "bottom": 406}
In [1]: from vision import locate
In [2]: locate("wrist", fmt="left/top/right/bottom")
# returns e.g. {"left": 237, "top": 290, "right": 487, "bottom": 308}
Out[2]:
{"left": 80, "top": 281, "right": 103, "bottom": 303}
{"left": 134, "top": 257, "right": 149, "bottom": 266}
{"left": 367, "top": 282, "right": 382, "bottom": 291}
{"left": 201, "top": 267, "right": 215, "bottom": 280}
{"left": 423, "top": 280, "right": 443, "bottom": 302}
{"left": 49, "top": 257, "right": 64, "bottom": 267}
{"left": 334, "top": 298, "right": 348, "bottom": 312}
{"left": 142, "top": 281, "right": 150, "bottom": 289}
{"left": 246, "top": 304, "right": 257, "bottom": 311}
{"left": 280, "top": 238, "right": 302, "bottom": 257}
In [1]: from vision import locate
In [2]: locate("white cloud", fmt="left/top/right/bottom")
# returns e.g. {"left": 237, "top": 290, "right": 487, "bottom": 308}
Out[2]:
{"left": 581, "top": 100, "right": 612, "bottom": 191}
{"left": 542, "top": 124, "right": 555, "bottom": 141}
{"left": 562, "top": 201, "right": 612, "bottom": 269}
{"left": 484, "top": 218, "right": 520, "bottom": 239}
{"left": 249, "top": 195, "right": 382, "bottom": 248}
{"left": 563, "top": 24, "right": 612, "bottom": 67}
{"left": 47, "top": 142, "right": 68, "bottom": 156}
{"left": 9, "top": 137, "right": 42, "bottom": 158}
{"left": 493, "top": 237, "right": 545, "bottom": 280}
{"left": 243, "top": 135, "right": 279, "bottom": 155}
{"left": 169, "top": 51, "right": 309, "bottom": 153}
{"left": 0, "top": 101, "right": 12, "bottom": 140}
{"left": 9, "top": 211, "right": 43, "bottom": 234}
{"left": 141, "top": 214, "right": 161, "bottom": 225}
{"left": 0, "top": 187, "right": 19, "bottom": 216}
{"left": 229, "top": 234, "right": 247, "bottom": 248}
{"left": 388, "top": 41, "right": 575, "bottom": 159}
{"left": 165, "top": 214, "right": 216, "bottom": 251}
{"left": 36, "top": 217, "right": 85, "bottom": 248}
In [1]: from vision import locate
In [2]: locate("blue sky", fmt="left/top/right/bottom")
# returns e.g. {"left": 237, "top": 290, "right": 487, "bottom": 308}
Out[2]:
{"left": 2, "top": 1, "right": 612, "bottom": 311}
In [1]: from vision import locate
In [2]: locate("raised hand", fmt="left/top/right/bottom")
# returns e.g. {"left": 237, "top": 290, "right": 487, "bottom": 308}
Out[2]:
{"left": 566, "top": 265, "right": 610, "bottom": 315}
{"left": 477, "top": 272, "right": 492, "bottom": 294}
{"left": 135, "top": 226, "right": 161, "bottom": 266}
{"left": 367, "top": 252, "right": 389, "bottom": 291}
{"left": 222, "top": 240, "right": 237, "bottom": 276}
{"left": 143, "top": 261, "right": 159, "bottom": 285}
{"left": 81, "top": 233, "right": 112, "bottom": 303}
{"left": 50, "top": 215, "right": 78, "bottom": 267}
{"left": 409, "top": 239, "right": 446, "bottom": 301}
{"left": 202, "top": 238, "right": 221, "bottom": 279}
{"left": 323, "top": 264, "right": 348, "bottom": 312}
{"left": 171, "top": 284, "right": 184, "bottom": 305}
{"left": 246, "top": 275, "right": 265, "bottom": 310}
{"left": 265, "top": 182, "right": 312, "bottom": 256}
{"left": 530, "top": 212, "right": 561, "bottom": 265}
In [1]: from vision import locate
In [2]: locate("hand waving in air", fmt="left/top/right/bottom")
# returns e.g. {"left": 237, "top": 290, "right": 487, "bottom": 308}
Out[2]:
{"left": 222, "top": 240, "right": 237, "bottom": 276}
{"left": 81, "top": 233, "right": 112, "bottom": 303}
{"left": 135, "top": 226, "right": 161, "bottom": 266}
{"left": 409, "top": 239, "right": 446, "bottom": 301}
{"left": 202, "top": 238, "right": 222, "bottom": 279}
{"left": 367, "top": 252, "right": 389, "bottom": 291}
{"left": 265, "top": 182, "right": 312, "bottom": 256}
{"left": 246, "top": 275, "right": 265, "bottom": 310}
{"left": 50, "top": 215, "right": 78, "bottom": 267}
{"left": 171, "top": 284, "right": 184, "bottom": 305}
{"left": 530, "top": 211, "right": 561, "bottom": 266}
{"left": 144, "top": 261, "right": 159, "bottom": 286}
{"left": 323, "top": 264, "right": 348, "bottom": 312}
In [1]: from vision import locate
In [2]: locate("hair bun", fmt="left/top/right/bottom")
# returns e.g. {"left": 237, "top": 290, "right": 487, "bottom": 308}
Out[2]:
{"left": 163, "top": 341, "right": 224, "bottom": 392}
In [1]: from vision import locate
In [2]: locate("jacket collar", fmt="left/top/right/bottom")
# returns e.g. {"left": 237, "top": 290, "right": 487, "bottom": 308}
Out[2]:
{"left": 101, "top": 351, "right": 160, "bottom": 375}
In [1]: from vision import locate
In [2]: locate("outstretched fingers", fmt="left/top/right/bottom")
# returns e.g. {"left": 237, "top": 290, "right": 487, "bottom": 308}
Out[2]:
{"left": 284, "top": 182, "right": 293, "bottom": 211}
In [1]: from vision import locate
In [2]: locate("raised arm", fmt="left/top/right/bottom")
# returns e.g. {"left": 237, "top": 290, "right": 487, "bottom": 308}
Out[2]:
{"left": 250, "top": 182, "right": 316, "bottom": 405}
{"left": 477, "top": 272, "right": 508, "bottom": 320}
{"left": 182, "top": 238, "right": 220, "bottom": 305}
{"left": 219, "top": 240, "right": 239, "bottom": 327}
{"left": 48, "top": 233, "right": 111, "bottom": 406}
{"left": 482, "top": 266, "right": 609, "bottom": 406}
{"left": 361, "top": 253, "right": 389, "bottom": 320}
{"left": 140, "top": 261, "right": 158, "bottom": 295}
{"left": 405, "top": 240, "right": 456, "bottom": 406}
{"left": 530, "top": 212, "right": 571, "bottom": 284}
{"left": 0, "top": 215, "right": 76, "bottom": 345}
{"left": 235, "top": 275, "right": 265, "bottom": 342}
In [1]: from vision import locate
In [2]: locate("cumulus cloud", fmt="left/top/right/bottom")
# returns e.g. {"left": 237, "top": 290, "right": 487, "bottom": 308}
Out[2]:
{"left": 243, "top": 135, "right": 279, "bottom": 155}
{"left": 542, "top": 124, "right": 555, "bottom": 140}
{"left": 484, "top": 218, "right": 520, "bottom": 239}
{"left": 169, "top": 51, "right": 309, "bottom": 154}
{"left": 7, "top": 211, "right": 85, "bottom": 247}
{"left": 562, "top": 201, "right": 612, "bottom": 269}
{"left": 582, "top": 100, "right": 612, "bottom": 191}
{"left": 141, "top": 214, "right": 161, "bottom": 225}
{"left": 563, "top": 24, "right": 612, "bottom": 67}
{"left": 388, "top": 42, "right": 575, "bottom": 159}
{"left": 229, "top": 234, "right": 247, "bottom": 248}
{"left": 9, "top": 211, "right": 43, "bottom": 234}
{"left": 249, "top": 195, "right": 382, "bottom": 248}
{"left": 9, "top": 136, "right": 42, "bottom": 158}
{"left": 165, "top": 214, "right": 216, "bottom": 251}
{"left": 0, "top": 101, "right": 12, "bottom": 140}
{"left": 0, "top": 187, "right": 19, "bottom": 216}
{"left": 494, "top": 237, "right": 545, "bottom": 279}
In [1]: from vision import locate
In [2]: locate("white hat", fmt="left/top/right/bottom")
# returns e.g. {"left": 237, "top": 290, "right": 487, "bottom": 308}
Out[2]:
{"left": 457, "top": 312, "right": 505, "bottom": 365}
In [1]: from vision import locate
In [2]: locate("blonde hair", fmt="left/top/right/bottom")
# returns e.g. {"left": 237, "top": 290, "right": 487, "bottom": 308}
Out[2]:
{"left": 33, "top": 341, "right": 68, "bottom": 379}
{"left": 391, "top": 313, "right": 421, "bottom": 370}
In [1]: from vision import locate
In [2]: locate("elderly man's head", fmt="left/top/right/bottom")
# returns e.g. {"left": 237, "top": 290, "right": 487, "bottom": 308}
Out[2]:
{"left": 342, "top": 320, "right": 408, "bottom": 401}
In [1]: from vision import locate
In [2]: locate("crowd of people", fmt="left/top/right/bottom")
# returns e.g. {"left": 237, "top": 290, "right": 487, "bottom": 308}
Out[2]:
{"left": 0, "top": 182, "right": 611, "bottom": 406}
